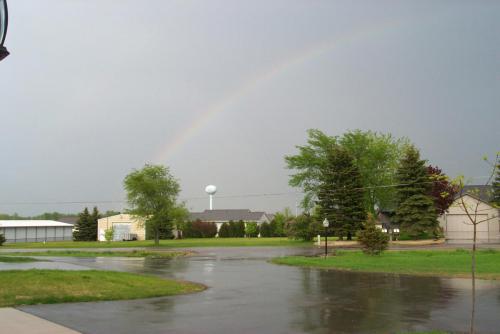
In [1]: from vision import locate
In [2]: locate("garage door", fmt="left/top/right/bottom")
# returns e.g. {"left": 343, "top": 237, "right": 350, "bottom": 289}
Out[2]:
{"left": 113, "top": 223, "right": 131, "bottom": 241}
{"left": 445, "top": 214, "right": 489, "bottom": 242}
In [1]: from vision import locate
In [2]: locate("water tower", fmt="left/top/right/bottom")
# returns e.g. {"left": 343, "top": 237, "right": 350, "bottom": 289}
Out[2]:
{"left": 205, "top": 185, "right": 217, "bottom": 210}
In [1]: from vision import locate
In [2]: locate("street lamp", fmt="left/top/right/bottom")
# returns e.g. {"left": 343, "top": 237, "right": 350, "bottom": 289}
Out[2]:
{"left": 0, "top": 0, "right": 9, "bottom": 61}
{"left": 322, "top": 218, "right": 329, "bottom": 258}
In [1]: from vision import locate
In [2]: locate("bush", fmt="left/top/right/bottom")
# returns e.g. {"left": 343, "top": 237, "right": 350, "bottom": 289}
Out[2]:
{"left": 228, "top": 221, "right": 245, "bottom": 237}
{"left": 0, "top": 234, "right": 5, "bottom": 246}
{"left": 356, "top": 215, "right": 389, "bottom": 255}
{"left": 259, "top": 222, "right": 273, "bottom": 237}
{"left": 182, "top": 221, "right": 217, "bottom": 238}
{"left": 104, "top": 228, "right": 114, "bottom": 243}
{"left": 285, "top": 214, "right": 321, "bottom": 241}
{"left": 218, "top": 223, "right": 231, "bottom": 238}
{"left": 245, "top": 222, "right": 259, "bottom": 238}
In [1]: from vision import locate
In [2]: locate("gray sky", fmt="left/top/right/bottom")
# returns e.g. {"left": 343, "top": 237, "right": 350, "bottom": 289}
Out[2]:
{"left": 1, "top": 0, "right": 499, "bottom": 216}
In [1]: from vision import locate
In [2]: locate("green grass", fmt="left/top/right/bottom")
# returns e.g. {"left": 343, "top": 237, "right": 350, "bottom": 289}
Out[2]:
{"left": 272, "top": 249, "right": 500, "bottom": 279}
{"left": 0, "top": 256, "right": 40, "bottom": 263}
{"left": 2, "top": 237, "right": 309, "bottom": 249}
{"left": 2, "top": 250, "right": 189, "bottom": 258}
{"left": 0, "top": 269, "right": 205, "bottom": 307}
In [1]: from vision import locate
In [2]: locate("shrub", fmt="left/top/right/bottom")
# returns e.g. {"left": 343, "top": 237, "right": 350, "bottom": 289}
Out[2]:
{"left": 0, "top": 234, "right": 5, "bottom": 246}
{"left": 218, "top": 223, "right": 231, "bottom": 238}
{"left": 356, "top": 214, "right": 389, "bottom": 255}
{"left": 245, "top": 222, "right": 259, "bottom": 238}
{"left": 259, "top": 222, "right": 273, "bottom": 237}
{"left": 104, "top": 227, "right": 114, "bottom": 243}
{"left": 285, "top": 214, "right": 321, "bottom": 241}
{"left": 182, "top": 221, "right": 217, "bottom": 238}
{"left": 228, "top": 221, "right": 245, "bottom": 237}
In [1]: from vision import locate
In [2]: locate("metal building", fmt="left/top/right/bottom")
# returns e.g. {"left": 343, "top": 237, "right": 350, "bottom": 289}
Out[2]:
{"left": 0, "top": 220, "right": 73, "bottom": 243}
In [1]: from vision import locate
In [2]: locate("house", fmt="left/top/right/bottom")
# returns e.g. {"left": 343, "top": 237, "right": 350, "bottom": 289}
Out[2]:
{"left": 375, "top": 210, "right": 400, "bottom": 240}
{"left": 0, "top": 220, "right": 73, "bottom": 243}
{"left": 439, "top": 185, "right": 500, "bottom": 244}
{"left": 188, "top": 209, "right": 272, "bottom": 233}
{"left": 97, "top": 214, "right": 145, "bottom": 241}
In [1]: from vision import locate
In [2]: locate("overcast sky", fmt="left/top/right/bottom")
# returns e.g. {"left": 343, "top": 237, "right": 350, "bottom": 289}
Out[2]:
{"left": 0, "top": 0, "right": 499, "bottom": 216}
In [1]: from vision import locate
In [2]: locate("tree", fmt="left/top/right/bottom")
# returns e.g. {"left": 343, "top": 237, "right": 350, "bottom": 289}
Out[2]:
{"left": 493, "top": 161, "right": 500, "bottom": 207}
{"left": 0, "top": 233, "right": 5, "bottom": 246}
{"left": 73, "top": 208, "right": 91, "bottom": 241}
{"left": 454, "top": 154, "right": 499, "bottom": 334}
{"left": 218, "top": 223, "right": 231, "bottom": 238}
{"left": 270, "top": 208, "right": 294, "bottom": 237}
{"left": 259, "top": 222, "right": 272, "bottom": 237}
{"left": 285, "top": 214, "right": 321, "bottom": 241}
{"left": 395, "top": 146, "right": 431, "bottom": 206}
{"left": 285, "top": 129, "right": 409, "bottom": 212}
{"left": 123, "top": 164, "right": 185, "bottom": 246}
{"left": 427, "top": 165, "right": 459, "bottom": 215}
{"left": 357, "top": 214, "right": 389, "bottom": 255}
{"left": 394, "top": 195, "right": 438, "bottom": 239}
{"left": 104, "top": 227, "right": 114, "bottom": 243}
{"left": 245, "top": 222, "right": 259, "bottom": 238}
{"left": 317, "top": 145, "right": 366, "bottom": 240}
{"left": 89, "top": 207, "right": 101, "bottom": 241}
{"left": 394, "top": 146, "right": 438, "bottom": 238}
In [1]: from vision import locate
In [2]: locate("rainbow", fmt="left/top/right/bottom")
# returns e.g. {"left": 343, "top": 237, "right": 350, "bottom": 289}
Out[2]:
{"left": 153, "top": 18, "right": 404, "bottom": 163}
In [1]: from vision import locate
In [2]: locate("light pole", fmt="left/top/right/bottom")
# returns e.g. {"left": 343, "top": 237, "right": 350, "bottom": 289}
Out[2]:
{"left": 0, "top": 0, "right": 9, "bottom": 61}
{"left": 323, "top": 218, "right": 329, "bottom": 258}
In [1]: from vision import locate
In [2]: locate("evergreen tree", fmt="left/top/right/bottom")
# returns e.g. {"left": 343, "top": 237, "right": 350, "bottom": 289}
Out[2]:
{"left": 218, "top": 223, "right": 231, "bottom": 238}
{"left": 357, "top": 214, "right": 389, "bottom": 255}
{"left": 493, "top": 162, "right": 500, "bottom": 207}
{"left": 73, "top": 208, "right": 91, "bottom": 241}
{"left": 89, "top": 207, "right": 101, "bottom": 241}
{"left": 395, "top": 146, "right": 431, "bottom": 206}
{"left": 394, "top": 146, "right": 438, "bottom": 239}
{"left": 317, "top": 145, "right": 366, "bottom": 240}
{"left": 395, "top": 194, "right": 439, "bottom": 239}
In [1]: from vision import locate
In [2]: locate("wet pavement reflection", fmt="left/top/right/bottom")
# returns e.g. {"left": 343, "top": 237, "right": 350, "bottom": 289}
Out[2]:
{"left": 19, "top": 247, "right": 500, "bottom": 334}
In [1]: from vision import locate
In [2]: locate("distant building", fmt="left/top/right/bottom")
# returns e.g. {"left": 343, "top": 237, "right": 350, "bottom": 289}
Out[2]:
{"left": 439, "top": 185, "right": 500, "bottom": 244}
{"left": 0, "top": 220, "right": 73, "bottom": 243}
{"left": 97, "top": 214, "right": 145, "bottom": 241}
{"left": 189, "top": 209, "right": 273, "bottom": 232}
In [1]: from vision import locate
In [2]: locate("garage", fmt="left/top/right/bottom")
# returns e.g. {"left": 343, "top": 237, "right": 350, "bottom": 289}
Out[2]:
{"left": 439, "top": 188, "right": 500, "bottom": 244}
{"left": 0, "top": 220, "right": 73, "bottom": 243}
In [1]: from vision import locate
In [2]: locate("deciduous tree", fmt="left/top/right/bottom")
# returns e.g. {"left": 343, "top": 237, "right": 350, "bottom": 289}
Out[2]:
{"left": 427, "top": 165, "right": 459, "bottom": 215}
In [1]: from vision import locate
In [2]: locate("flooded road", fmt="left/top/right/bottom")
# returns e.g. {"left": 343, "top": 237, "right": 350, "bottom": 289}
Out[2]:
{"left": 19, "top": 247, "right": 500, "bottom": 334}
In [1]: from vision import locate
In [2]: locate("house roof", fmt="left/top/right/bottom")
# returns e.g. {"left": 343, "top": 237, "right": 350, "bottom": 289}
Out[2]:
{"left": 58, "top": 216, "right": 78, "bottom": 225}
{"left": 189, "top": 209, "right": 268, "bottom": 222}
{"left": 0, "top": 220, "right": 73, "bottom": 228}
{"left": 457, "top": 185, "right": 493, "bottom": 203}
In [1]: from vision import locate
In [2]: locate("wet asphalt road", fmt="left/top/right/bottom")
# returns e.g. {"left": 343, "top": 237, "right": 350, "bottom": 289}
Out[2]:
{"left": 17, "top": 247, "right": 500, "bottom": 334}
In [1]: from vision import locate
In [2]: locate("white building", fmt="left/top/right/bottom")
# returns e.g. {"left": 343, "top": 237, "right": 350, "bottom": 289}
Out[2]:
{"left": 0, "top": 220, "right": 73, "bottom": 243}
{"left": 439, "top": 186, "right": 500, "bottom": 244}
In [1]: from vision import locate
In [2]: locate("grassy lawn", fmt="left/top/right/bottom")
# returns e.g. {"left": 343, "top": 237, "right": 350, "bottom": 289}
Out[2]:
{"left": 272, "top": 249, "right": 500, "bottom": 279}
{"left": 0, "top": 269, "right": 205, "bottom": 307}
{"left": 0, "top": 256, "right": 40, "bottom": 263}
{"left": 2, "top": 237, "right": 309, "bottom": 249}
{"left": 2, "top": 250, "right": 189, "bottom": 258}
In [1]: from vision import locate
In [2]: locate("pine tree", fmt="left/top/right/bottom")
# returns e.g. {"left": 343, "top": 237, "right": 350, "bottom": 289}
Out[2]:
{"left": 73, "top": 208, "right": 90, "bottom": 241}
{"left": 493, "top": 163, "right": 500, "bottom": 207}
{"left": 89, "top": 207, "right": 101, "bottom": 241}
{"left": 394, "top": 146, "right": 438, "bottom": 239}
{"left": 317, "top": 145, "right": 366, "bottom": 240}
{"left": 395, "top": 194, "right": 438, "bottom": 239}
{"left": 395, "top": 145, "right": 431, "bottom": 206}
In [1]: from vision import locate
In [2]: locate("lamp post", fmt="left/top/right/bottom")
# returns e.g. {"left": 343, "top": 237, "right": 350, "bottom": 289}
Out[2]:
{"left": 322, "top": 218, "right": 329, "bottom": 258}
{"left": 0, "top": 0, "right": 9, "bottom": 61}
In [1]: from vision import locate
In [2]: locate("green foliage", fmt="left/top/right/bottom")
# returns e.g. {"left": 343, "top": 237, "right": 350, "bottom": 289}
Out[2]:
{"left": 245, "top": 222, "right": 259, "bottom": 238}
{"left": 229, "top": 220, "right": 246, "bottom": 237}
{"left": 181, "top": 221, "right": 217, "bottom": 238}
{"left": 285, "top": 129, "right": 409, "bottom": 212}
{"left": 395, "top": 146, "right": 431, "bottom": 206}
{"left": 73, "top": 207, "right": 100, "bottom": 241}
{"left": 317, "top": 145, "right": 366, "bottom": 240}
{"left": 395, "top": 195, "right": 439, "bottom": 240}
{"left": 218, "top": 223, "right": 231, "bottom": 238}
{"left": 123, "top": 164, "right": 186, "bottom": 246}
{"left": 0, "top": 234, "right": 5, "bottom": 246}
{"left": 285, "top": 214, "right": 321, "bottom": 241}
{"left": 270, "top": 210, "right": 292, "bottom": 237}
{"left": 259, "top": 222, "right": 273, "bottom": 237}
{"left": 104, "top": 227, "right": 114, "bottom": 243}
{"left": 356, "top": 214, "right": 389, "bottom": 255}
